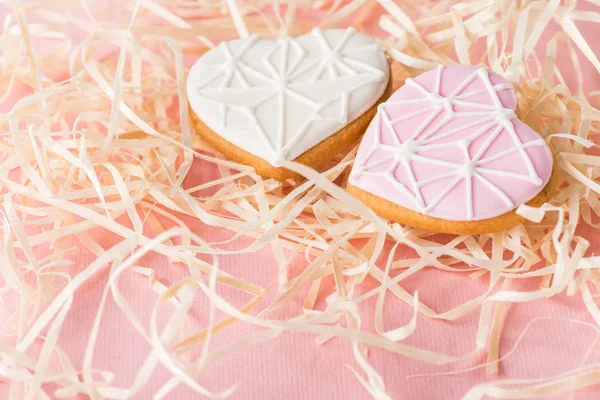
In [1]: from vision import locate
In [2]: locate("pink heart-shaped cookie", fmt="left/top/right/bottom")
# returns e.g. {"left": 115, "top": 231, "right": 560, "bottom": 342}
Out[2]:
{"left": 349, "top": 65, "right": 553, "bottom": 224}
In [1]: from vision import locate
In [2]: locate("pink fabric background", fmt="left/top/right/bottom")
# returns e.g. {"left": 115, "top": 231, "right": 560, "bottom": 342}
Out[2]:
{"left": 2, "top": 2, "right": 600, "bottom": 399}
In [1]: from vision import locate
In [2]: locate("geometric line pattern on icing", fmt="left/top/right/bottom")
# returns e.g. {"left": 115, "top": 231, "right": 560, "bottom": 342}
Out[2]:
{"left": 350, "top": 65, "right": 553, "bottom": 221}
{"left": 186, "top": 28, "right": 389, "bottom": 167}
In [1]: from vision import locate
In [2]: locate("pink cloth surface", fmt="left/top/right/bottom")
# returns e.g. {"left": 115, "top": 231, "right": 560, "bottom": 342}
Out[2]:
{"left": 2, "top": 2, "right": 600, "bottom": 400}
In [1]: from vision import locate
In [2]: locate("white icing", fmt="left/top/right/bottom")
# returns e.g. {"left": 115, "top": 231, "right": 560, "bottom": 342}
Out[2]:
{"left": 350, "top": 66, "right": 549, "bottom": 221}
{"left": 187, "top": 28, "right": 389, "bottom": 167}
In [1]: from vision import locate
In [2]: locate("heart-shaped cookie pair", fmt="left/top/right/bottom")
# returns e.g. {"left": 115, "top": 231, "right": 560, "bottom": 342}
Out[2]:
{"left": 187, "top": 28, "right": 391, "bottom": 179}
{"left": 187, "top": 31, "right": 555, "bottom": 233}
{"left": 347, "top": 65, "right": 555, "bottom": 234}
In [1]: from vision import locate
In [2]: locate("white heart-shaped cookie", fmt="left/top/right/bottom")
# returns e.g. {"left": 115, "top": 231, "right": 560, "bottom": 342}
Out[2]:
{"left": 187, "top": 28, "right": 389, "bottom": 173}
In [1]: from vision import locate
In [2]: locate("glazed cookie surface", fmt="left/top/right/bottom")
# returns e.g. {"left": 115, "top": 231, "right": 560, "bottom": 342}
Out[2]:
{"left": 187, "top": 28, "right": 391, "bottom": 180}
{"left": 347, "top": 65, "right": 556, "bottom": 234}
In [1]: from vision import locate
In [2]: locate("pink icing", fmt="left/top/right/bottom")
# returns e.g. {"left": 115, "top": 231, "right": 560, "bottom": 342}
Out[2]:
{"left": 349, "top": 65, "right": 553, "bottom": 222}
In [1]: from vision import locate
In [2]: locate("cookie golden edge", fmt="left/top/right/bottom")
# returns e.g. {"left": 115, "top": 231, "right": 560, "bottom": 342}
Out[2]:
{"left": 189, "top": 64, "right": 394, "bottom": 181}
{"left": 347, "top": 159, "right": 558, "bottom": 235}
